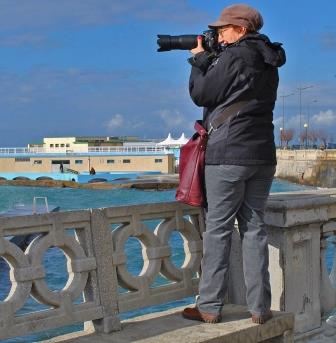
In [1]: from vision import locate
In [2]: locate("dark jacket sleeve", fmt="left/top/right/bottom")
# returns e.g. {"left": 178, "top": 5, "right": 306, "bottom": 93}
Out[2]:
{"left": 189, "top": 50, "right": 242, "bottom": 108}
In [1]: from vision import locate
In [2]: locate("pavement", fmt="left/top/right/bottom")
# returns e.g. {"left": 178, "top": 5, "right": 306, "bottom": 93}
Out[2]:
{"left": 42, "top": 304, "right": 294, "bottom": 343}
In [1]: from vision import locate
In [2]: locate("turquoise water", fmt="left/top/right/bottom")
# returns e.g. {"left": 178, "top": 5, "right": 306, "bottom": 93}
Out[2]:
{"left": 0, "top": 178, "right": 313, "bottom": 213}
{"left": 0, "top": 179, "right": 332, "bottom": 342}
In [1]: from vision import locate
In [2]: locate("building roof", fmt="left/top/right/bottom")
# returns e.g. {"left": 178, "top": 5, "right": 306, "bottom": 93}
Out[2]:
{"left": 175, "top": 133, "right": 189, "bottom": 145}
{"left": 157, "top": 133, "right": 189, "bottom": 146}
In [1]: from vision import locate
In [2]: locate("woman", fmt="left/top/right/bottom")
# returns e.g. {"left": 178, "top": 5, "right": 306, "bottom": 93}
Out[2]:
{"left": 182, "top": 4, "right": 286, "bottom": 324}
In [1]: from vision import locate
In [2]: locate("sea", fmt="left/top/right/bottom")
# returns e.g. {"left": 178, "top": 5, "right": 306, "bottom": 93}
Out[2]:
{"left": 0, "top": 179, "right": 333, "bottom": 342}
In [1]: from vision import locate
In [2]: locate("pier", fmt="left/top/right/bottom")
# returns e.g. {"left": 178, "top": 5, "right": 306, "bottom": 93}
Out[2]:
{"left": 0, "top": 190, "right": 336, "bottom": 342}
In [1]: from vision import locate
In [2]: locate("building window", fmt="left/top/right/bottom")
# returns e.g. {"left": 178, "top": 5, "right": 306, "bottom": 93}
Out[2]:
{"left": 123, "top": 159, "right": 131, "bottom": 164}
{"left": 15, "top": 157, "right": 30, "bottom": 162}
{"left": 75, "top": 160, "right": 83, "bottom": 164}
{"left": 34, "top": 160, "right": 42, "bottom": 164}
{"left": 52, "top": 160, "right": 70, "bottom": 164}
{"left": 50, "top": 144, "right": 54, "bottom": 148}
{"left": 61, "top": 144, "right": 65, "bottom": 147}
{"left": 55, "top": 144, "right": 59, "bottom": 148}
{"left": 155, "top": 159, "right": 163, "bottom": 163}
{"left": 107, "top": 159, "right": 115, "bottom": 164}
{"left": 66, "top": 143, "right": 70, "bottom": 147}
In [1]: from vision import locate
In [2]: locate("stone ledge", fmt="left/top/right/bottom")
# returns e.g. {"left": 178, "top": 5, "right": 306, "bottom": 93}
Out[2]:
{"left": 42, "top": 304, "right": 294, "bottom": 343}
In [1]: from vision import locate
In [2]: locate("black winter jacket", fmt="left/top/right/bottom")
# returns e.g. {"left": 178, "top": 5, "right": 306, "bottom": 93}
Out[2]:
{"left": 188, "top": 33, "right": 286, "bottom": 165}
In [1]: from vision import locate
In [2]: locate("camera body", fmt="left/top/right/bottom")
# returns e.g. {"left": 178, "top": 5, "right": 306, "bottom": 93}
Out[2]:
{"left": 157, "top": 30, "right": 219, "bottom": 53}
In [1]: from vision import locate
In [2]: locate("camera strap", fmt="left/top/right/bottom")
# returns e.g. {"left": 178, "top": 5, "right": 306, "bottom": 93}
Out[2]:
{"left": 207, "top": 64, "right": 270, "bottom": 135}
{"left": 208, "top": 100, "right": 250, "bottom": 135}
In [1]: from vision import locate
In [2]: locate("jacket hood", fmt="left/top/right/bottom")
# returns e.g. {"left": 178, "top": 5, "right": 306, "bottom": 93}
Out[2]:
{"left": 241, "top": 33, "right": 286, "bottom": 67}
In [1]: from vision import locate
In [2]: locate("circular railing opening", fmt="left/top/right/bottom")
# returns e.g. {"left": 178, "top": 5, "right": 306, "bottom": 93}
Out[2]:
{"left": 0, "top": 257, "right": 11, "bottom": 301}
{"left": 325, "top": 237, "right": 335, "bottom": 276}
{"left": 43, "top": 247, "right": 68, "bottom": 291}
{"left": 169, "top": 231, "right": 185, "bottom": 268}
{"left": 125, "top": 237, "right": 144, "bottom": 276}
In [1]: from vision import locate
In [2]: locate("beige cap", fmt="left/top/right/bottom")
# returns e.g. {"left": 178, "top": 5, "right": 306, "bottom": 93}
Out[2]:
{"left": 208, "top": 4, "right": 263, "bottom": 32}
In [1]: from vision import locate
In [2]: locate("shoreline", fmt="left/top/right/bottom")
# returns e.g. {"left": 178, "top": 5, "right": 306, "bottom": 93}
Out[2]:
{"left": 1, "top": 174, "right": 331, "bottom": 191}
{"left": 0, "top": 174, "right": 179, "bottom": 190}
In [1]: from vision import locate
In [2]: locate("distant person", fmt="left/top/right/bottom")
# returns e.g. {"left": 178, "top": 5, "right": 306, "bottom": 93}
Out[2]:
{"left": 90, "top": 167, "right": 96, "bottom": 175}
{"left": 182, "top": 4, "right": 286, "bottom": 325}
{"left": 59, "top": 162, "right": 64, "bottom": 173}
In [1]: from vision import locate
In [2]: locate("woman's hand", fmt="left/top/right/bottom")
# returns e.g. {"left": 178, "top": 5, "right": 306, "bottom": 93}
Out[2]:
{"left": 190, "top": 35, "right": 205, "bottom": 55}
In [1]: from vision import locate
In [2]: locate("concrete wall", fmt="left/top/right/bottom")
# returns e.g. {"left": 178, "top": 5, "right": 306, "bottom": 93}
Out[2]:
{"left": 0, "top": 154, "right": 175, "bottom": 174}
{"left": 276, "top": 149, "right": 336, "bottom": 187}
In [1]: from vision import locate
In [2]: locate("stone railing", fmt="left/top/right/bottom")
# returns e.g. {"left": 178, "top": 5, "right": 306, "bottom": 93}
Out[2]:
{"left": 267, "top": 190, "right": 336, "bottom": 340}
{"left": 227, "top": 190, "right": 336, "bottom": 341}
{"left": 0, "top": 203, "right": 204, "bottom": 340}
{"left": 0, "top": 191, "right": 336, "bottom": 341}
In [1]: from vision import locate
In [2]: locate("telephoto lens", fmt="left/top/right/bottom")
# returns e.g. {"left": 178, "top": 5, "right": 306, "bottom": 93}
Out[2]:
{"left": 157, "top": 30, "right": 219, "bottom": 53}
{"left": 157, "top": 35, "right": 200, "bottom": 52}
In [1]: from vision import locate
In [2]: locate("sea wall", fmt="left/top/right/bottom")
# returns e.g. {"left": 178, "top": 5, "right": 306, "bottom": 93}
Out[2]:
{"left": 0, "top": 174, "right": 179, "bottom": 190}
{"left": 276, "top": 149, "right": 336, "bottom": 187}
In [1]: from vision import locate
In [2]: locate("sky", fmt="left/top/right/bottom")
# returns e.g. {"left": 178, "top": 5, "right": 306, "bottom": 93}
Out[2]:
{"left": 0, "top": 0, "right": 336, "bottom": 146}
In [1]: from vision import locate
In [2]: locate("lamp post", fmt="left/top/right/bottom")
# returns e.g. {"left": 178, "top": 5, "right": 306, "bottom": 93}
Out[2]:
{"left": 304, "top": 123, "right": 308, "bottom": 149}
{"left": 297, "top": 85, "right": 314, "bottom": 147}
{"left": 280, "top": 127, "right": 283, "bottom": 149}
{"left": 279, "top": 93, "right": 294, "bottom": 132}
{"left": 307, "top": 99, "right": 317, "bottom": 128}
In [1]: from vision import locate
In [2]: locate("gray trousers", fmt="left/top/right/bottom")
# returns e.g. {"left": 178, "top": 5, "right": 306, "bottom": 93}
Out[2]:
{"left": 197, "top": 164, "right": 276, "bottom": 316}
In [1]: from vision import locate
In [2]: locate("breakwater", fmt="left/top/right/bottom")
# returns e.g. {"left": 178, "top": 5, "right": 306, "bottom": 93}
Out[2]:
{"left": 276, "top": 149, "right": 336, "bottom": 187}
{"left": 0, "top": 174, "right": 179, "bottom": 190}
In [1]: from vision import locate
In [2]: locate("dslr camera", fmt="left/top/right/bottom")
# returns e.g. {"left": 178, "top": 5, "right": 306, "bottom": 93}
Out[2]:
{"left": 157, "top": 30, "right": 220, "bottom": 53}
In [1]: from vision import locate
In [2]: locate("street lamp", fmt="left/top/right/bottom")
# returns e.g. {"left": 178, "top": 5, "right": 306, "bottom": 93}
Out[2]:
{"left": 304, "top": 123, "right": 308, "bottom": 149}
{"left": 297, "top": 85, "right": 314, "bottom": 147}
{"left": 279, "top": 93, "right": 294, "bottom": 131}
{"left": 280, "top": 127, "right": 283, "bottom": 149}
{"left": 307, "top": 99, "right": 317, "bottom": 128}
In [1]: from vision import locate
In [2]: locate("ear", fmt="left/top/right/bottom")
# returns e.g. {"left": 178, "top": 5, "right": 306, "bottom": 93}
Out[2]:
{"left": 240, "top": 27, "right": 247, "bottom": 34}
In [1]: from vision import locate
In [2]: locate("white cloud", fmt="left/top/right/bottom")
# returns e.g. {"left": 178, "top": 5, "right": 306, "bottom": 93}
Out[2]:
{"left": 106, "top": 114, "right": 124, "bottom": 130}
{"left": 0, "top": 67, "right": 197, "bottom": 145}
{"left": 272, "top": 116, "right": 283, "bottom": 128}
{"left": 157, "top": 108, "right": 194, "bottom": 137}
{"left": 159, "top": 109, "right": 184, "bottom": 126}
{"left": 311, "top": 109, "right": 336, "bottom": 126}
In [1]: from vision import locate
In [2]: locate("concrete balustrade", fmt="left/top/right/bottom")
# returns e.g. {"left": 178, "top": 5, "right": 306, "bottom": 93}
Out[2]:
{"left": 0, "top": 191, "right": 335, "bottom": 342}
{"left": 0, "top": 203, "right": 205, "bottom": 340}
{"left": 0, "top": 210, "right": 104, "bottom": 339}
